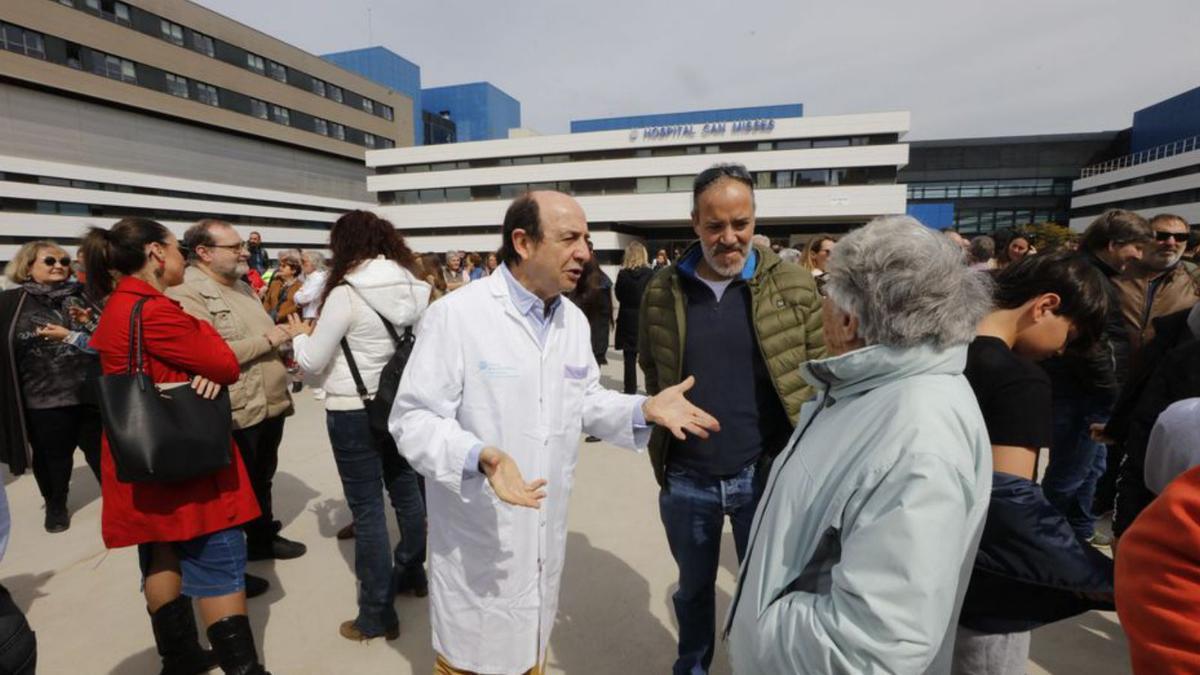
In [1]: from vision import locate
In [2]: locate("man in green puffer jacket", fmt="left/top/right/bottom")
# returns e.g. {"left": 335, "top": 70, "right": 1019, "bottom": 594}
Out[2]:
{"left": 637, "top": 163, "right": 825, "bottom": 675}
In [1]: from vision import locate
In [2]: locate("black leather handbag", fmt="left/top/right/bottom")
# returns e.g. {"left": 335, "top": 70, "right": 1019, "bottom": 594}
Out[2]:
{"left": 339, "top": 308, "right": 415, "bottom": 457}
{"left": 96, "top": 297, "right": 233, "bottom": 483}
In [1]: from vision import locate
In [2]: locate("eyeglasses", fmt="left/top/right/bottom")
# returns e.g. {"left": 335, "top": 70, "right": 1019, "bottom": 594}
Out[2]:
{"left": 1154, "top": 231, "right": 1187, "bottom": 243}
{"left": 206, "top": 242, "right": 248, "bottom": 252}
{"left": 41, "top": 256, "right": 71, "bottom": 267}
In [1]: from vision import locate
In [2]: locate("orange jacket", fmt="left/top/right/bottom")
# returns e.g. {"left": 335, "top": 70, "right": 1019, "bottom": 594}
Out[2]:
{"left": 1116, "top": 463, "right": 1200, "bottom": 674}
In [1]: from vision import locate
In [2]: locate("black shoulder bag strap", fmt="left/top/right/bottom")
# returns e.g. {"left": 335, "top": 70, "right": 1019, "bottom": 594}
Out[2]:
{"left": 127, "top": 297, "right": 149, "bottom": 384}
{"left": 337, "top": 288, "right": 413, "bottom": 403}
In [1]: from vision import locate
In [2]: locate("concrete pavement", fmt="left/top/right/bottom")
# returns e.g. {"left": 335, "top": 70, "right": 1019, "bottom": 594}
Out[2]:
{"left": 1, "top": 357, "right": 1131, "bottom": 673}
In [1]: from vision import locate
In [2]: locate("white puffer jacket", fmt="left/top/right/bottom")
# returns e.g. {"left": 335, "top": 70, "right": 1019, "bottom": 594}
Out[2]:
{"left": 292, "top": 257, "right": 431, "bottom": 411}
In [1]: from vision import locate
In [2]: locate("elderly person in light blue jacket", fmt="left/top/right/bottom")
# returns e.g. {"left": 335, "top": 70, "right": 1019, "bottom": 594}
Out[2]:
{"left": 725, "top": 215, "right": 994, "bottom": 675}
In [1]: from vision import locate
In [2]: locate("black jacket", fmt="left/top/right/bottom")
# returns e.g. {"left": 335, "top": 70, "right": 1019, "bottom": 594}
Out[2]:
{"left": 0, "top": 289, "right": 31, "bottom": 475}
{"left": 1114, "top": 324, "right": 1200, "bottom": 536}
{"left": 614, "top": 266, "right": 653, "bottom": 351}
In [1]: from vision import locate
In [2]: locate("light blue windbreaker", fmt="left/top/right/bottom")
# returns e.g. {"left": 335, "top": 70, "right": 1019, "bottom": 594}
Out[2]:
{"left": 725, "top": 344, "right": 992, "bottom": 674}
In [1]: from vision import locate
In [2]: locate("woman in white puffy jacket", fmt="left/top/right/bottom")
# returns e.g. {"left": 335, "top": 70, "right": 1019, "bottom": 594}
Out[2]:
{"left": 289, "top": 211, "right": 431, "bottom": 642}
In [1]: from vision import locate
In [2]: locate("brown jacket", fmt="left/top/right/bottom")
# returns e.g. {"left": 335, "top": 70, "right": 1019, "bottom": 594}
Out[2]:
{"left": 167, "top": 266, "right": 293, "bottom": 429}
{"left": 263, "top": 277, "right": 302, "bottom": 324}
{"left": 1116, "top": 261, "right": 1200, "bottom": 367}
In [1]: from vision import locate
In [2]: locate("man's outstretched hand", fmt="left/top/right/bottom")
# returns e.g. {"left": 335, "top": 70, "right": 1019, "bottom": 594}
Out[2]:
{"left": 479, "top": 446, "right": 547, "bottom": 509}
{"left": 642, "top": 376, "right": 721, "bottom": 441}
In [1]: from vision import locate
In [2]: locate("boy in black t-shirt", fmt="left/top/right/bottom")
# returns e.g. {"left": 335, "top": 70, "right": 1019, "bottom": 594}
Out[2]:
{"left": 953, "top": 253, "right": 1117, "bottom": 675}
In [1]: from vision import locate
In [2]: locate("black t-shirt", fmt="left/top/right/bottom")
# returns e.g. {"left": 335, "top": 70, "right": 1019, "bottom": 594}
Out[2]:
{"left": 964, "top": 336, "right": 1053, "bottom": 449}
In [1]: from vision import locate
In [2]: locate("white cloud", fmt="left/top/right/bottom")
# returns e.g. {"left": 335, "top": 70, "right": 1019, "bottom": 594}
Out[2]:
{"left": 196, "top": 0, "right": 1200, "bottom": 139}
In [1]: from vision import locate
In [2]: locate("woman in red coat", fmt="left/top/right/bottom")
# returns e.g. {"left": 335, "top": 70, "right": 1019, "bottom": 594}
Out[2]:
{"left": 82, "top": 218, "right": 269, "bottom": 675}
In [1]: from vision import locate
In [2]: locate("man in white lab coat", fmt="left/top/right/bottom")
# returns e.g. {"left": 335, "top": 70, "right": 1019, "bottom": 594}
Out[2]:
{"left": 392, "top": 191, "right": 719, "bottom": 675}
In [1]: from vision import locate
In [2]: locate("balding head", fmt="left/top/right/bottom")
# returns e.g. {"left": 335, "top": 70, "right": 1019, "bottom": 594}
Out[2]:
{"left": 499, "top": 190, "right": 591, "bottom": 301}
{"left": 499, "top": 190, "right": 586, "bottom": 267}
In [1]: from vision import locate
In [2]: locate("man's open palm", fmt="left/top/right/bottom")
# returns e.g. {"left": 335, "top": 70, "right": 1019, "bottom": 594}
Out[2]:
{"left": 643, "top": 376, "right": 721, "bottom": 441}
{"left": 480, "top": 447, "right": 547, "bottom": 509}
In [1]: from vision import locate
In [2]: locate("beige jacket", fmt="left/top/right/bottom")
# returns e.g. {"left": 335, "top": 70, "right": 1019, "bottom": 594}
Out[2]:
{"left": 167, "top": 266, "right": 293, "bottom": 429}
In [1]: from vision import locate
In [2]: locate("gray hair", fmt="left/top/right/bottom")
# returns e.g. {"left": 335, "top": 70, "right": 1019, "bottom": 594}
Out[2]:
{"left": 300, "top": 250, "right": 325, "bottom": 269}
{"left": 968, "top": 235, "right": 995, "bottom": 263}
{"left": 824, "top": 215, "right": 993, "bottom": 349}
{"left": 777, "top": 248, "right": 803, "bottom": 265}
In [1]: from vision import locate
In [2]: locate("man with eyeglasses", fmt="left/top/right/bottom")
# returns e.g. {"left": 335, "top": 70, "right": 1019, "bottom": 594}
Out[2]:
{"left": 1114, "top": 214, "right": 1200, "bottom": 361}
{"left": 1088, "top": 214, "right": 1200, "bottom": 524}
{"left": 167, "top": 219, "right": 308, "bottom": 599}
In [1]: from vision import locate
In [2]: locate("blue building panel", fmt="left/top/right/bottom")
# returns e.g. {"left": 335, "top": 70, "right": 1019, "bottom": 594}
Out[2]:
{"left": 420, "top": 83, "right": 521, "bottom": 142}
{"left": 1132, "top": 85, "right": 1200, "bottom": 153}
{"left": 321, "top": 47, "right": 422, "bottom": 144}
{"left": 907, "top": 202, "right": 955, "bottom": 230}
{"left": 571, "top": 104, "right": 803, "bottom": 133}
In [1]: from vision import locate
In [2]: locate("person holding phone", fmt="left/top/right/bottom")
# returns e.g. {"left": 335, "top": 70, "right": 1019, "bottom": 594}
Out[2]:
{"left": 0, "top": 240, "right": 102, "bottom": 533}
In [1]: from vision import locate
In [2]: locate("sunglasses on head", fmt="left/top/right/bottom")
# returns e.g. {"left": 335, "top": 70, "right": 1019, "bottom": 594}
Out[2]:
{"left": 1154, "top": 231, "right": 1187, "bottom": 242}
{"left": 41, "top": 256, "right": 71, "bottom": 267}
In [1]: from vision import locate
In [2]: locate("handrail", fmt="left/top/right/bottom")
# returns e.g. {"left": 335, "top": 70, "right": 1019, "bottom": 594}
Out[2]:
{"left": 1080, "top": 135, "right": 1200, "bottom": 179}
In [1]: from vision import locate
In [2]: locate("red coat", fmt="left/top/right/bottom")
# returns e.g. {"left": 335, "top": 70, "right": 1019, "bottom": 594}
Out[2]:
{"left": 89, "top": 277, "right": 260, "bottom": 548}
{"left": 1115, "top": 464, "right": 1200, "bottom": 674}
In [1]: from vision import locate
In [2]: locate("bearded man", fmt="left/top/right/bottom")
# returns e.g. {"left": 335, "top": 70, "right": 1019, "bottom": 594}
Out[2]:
{"left": 638, "top": 163, "right": 825, "bottom": 675}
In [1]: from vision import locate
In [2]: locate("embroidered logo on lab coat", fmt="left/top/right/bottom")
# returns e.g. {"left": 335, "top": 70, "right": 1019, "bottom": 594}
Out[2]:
{"left": 478, "top": 361, "right": 519, "bottom": 378}
{"left": 563, "top": 364, "right": 589, "bottom": 380}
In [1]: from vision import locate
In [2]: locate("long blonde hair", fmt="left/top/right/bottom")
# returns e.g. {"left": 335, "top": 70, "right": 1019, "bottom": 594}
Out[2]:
{"left": 622, "top": 241, "right": 649, "bottom": 270}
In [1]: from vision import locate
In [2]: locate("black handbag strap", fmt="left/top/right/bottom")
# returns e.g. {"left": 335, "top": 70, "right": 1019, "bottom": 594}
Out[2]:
{"left": 337, "top": 289, "right": 414, "bottom": 403}
{"left": 126, "top": 297, "right": 150, "bottom": 376}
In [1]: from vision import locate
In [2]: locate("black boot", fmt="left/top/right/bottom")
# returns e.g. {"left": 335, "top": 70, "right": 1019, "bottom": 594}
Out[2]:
{"left": 149, "top": 596, "right": 217, "bottom": 675}
{"left": 206, "top": 615, "right": 269, "bottom": 675}
{"left": 394, "top": 564, "right": 428, "bottom": 598}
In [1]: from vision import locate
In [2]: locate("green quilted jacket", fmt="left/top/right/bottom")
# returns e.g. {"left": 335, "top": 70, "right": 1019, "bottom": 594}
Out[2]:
{"left": 637, "top": 243, "right": 825, "bottom": 487}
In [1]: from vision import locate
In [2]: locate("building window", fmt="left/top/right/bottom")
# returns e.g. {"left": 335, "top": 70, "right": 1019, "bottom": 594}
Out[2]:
{"left": 363, "top": 133, "right": 377, "bottom": 148}
{"left": 267, "top": 60, "right": 287, "bottom": 83}
{"left": 381, "top": 105, "right": 393, "bottom": 121}
{"left": 313, "top": 118, "right": 328, "bottom": 136}
{"left": 246, "top": 52, "right": 265, "bottom": 75}
{"left": 195, "top": 82, "right": 219, "bottom": 106}
{"left": 65, "top": 42, "right": 82, "bottom": 68}
{"left": 310, "top": 78, "right": 326, "bottom": 97}
{"left": 93, "top": 52, "right": 136, "bottom": 83}
{"left": 87, "top": 0, "right": 130, "bottom": 24}
{"left": 164, "top": 73, "right": 188, "bottom": 98}
{"left": 637, "top": 176, "right": 668, "bottom": 193}
{"left": 1, "top": 24, "right": 45, "bottom": 59}
{"left": 190, "top": 31, "right": 215, "bottom": 57}
{"left": 361, "top": 98, "right": 375, "bottom": 115}
{"left": 330, "top": 122, "right": 345, "bottom": 140}
{"left": 250, "top": 98, "right": 268, "bottom": 120}
{"left": 270, "top": 105, "right": 290, "bottom": 126}
{"left": 328, "top": 84, "right": 343, "bottom": 103}
{"left": 160, "top": 20, "right": 184, "bottom": 46}
{"left": 379, "top": 138, "right": 395, "bottom": 149}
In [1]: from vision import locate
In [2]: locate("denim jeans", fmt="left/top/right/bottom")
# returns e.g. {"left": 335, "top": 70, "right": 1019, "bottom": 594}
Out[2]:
{"left": 659, "top": 462, "right": 763, "bottom": 675}
{"left": 1043, "top": 393, "right": 1109, "bottom": 540}
{"left": 326, "top": 410, "right": 427, "bottom": 635}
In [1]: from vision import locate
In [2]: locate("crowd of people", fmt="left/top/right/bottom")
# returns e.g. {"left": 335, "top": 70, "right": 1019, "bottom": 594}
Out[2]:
{"left": 0, "top": 159, "right": 1196, "bottom": 674}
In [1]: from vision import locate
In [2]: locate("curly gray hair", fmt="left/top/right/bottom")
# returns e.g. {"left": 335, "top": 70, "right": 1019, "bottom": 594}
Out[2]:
{"left": 824, "top": 215, "right": 993, "bottom": 349}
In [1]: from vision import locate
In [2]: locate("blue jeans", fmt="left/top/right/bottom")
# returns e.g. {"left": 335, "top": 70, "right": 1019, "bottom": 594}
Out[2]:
{"left": 326, "top": 410, "right": 427, "bottom": 636}
{"left": 659, "top": 462, "right": 763, "bottom": 675}
{"left": 1043, "top": 393, "right": 1109, "bottom": 540}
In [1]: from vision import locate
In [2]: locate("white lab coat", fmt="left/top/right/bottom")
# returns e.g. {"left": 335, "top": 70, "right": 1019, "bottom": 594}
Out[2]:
{"left": 391, "top": 270, "right": 645, "bottom": 674}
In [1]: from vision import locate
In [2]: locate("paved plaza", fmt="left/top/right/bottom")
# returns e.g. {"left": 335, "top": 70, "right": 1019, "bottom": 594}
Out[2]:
{"left": 2, "top": 356, "right": 1131, "bottom": 674}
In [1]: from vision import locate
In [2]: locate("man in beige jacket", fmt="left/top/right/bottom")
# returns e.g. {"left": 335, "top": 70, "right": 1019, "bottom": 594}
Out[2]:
{"left": 169, "top": 220, "right": 308, "bottom": 597}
